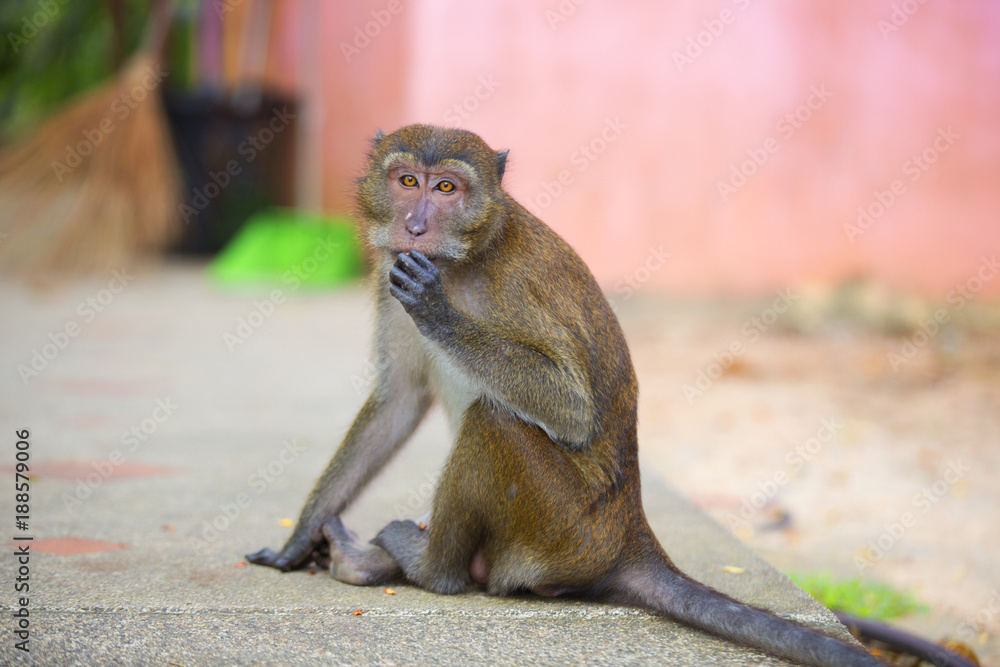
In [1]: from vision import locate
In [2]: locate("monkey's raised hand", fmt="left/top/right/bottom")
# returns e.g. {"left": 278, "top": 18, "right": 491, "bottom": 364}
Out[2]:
{"left": 389, "top": 251, "right": 453, "bottom": 337}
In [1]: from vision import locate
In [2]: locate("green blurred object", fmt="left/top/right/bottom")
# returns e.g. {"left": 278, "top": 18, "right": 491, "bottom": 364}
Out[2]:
{"left": 788, "top": 571, "right": 929, "bottom": 620}
{"left": 210, "top": 209, "right": 366, "bottom": 286}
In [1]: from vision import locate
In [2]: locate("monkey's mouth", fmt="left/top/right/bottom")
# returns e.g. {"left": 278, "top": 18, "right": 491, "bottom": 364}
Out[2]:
{"left": 393, "top": 250, "right": 438, "bottom": 263}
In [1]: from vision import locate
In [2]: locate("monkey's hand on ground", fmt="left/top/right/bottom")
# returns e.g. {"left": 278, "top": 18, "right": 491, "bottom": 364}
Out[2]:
{"left": 389, "top": 251, "right": 455, "bottom": 339}
{"left": 246, "top": 531, "right": 324, "bottom": 571}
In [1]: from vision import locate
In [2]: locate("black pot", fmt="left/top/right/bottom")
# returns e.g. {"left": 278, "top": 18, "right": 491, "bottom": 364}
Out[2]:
{"left": 164, "top": 89, "right": 299, "bottom": 254}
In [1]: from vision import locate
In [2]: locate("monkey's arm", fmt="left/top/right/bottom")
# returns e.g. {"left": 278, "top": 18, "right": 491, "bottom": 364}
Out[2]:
{"left": 247, "top": 385, "right": 431, "bottom": 570}
{"left": 391, "top": 251, "right": 594, "bottom": 449}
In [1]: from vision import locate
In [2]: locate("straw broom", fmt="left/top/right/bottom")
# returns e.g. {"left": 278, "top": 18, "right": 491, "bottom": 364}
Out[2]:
{"left": 0, "top": 4, "right": 181, "bottom": 276}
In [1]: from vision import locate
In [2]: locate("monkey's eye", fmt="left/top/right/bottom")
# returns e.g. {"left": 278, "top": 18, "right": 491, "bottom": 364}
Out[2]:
{"left": 399, "top": 174, "right": 418, "bottom": 187}
{"left": 436, "top": 180, "right": 455, "bottom": 193}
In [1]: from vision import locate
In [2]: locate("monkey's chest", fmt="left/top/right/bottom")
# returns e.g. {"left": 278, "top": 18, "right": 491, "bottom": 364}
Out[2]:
{"left": 424, "top": 345, "right": 482, "bottom": 433}
{"left": 386, "top": 296, "right": 483, "bottom": 433}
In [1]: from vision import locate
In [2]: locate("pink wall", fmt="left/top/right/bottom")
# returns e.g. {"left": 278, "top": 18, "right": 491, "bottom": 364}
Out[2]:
{"left": 270, "top": 0, "right": 1000, "bottom": 297}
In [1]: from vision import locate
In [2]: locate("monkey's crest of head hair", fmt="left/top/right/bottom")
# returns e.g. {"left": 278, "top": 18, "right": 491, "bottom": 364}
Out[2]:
{"left": 370, "top": 124, "right": 508, "bottom": 185}
{"left": 356, "top": 125, "right": 510, "bottom": 255}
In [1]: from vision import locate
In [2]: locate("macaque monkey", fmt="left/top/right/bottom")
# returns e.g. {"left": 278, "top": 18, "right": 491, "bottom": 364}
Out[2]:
{"left": 248, "top": 125, "right": 879, "bottom": 666}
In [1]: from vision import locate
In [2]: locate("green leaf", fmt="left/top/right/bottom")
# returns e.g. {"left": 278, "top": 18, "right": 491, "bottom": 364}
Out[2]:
{"left": 788, "top": 571, "right": 929, "bottom": 619}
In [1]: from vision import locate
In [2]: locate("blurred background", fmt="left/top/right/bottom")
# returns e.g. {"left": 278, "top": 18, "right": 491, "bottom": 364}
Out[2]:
{"left": 1, "top": 0, "right": 998, "bottom": 292}
{"left": 1, "top": 0, "right": 998, "bottom": 664}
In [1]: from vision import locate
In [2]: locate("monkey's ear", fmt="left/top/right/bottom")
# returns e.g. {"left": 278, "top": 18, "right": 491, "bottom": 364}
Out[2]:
{"left": 496, "top": 149, "right": 510, "bottom": 181}
{"left": 373, "top": 129, "right": 386, "bottom": 144}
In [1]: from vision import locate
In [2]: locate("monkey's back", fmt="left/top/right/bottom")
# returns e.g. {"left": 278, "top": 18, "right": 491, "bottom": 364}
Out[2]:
{"left": 488, "top": 196, "right": 640, "bottom": 451}
{"left": 455, "top": 198, "right": 646, "bottom": 591}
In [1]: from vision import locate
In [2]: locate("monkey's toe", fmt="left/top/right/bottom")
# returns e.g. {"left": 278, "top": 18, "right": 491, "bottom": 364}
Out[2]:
{"left": 320, "top": 516, "right": 357, "bottom": 547}
{"left": 317, "top": 517, "right": 402, "bottom": 585}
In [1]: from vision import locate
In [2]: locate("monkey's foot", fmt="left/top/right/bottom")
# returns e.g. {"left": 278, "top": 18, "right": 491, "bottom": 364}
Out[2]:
{"left": 370, "top": 520, "right": 427, "bottom": 565}
{"left": 321, "top": 517, "right": 399, "bottom": 586}
{"left": 371, "top": 520, "right": 465, "bottom": 595}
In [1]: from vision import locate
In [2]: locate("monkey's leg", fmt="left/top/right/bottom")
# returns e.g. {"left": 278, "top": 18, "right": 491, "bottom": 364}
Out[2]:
{"left": 247, "top": 387, "right": 431, "bottom": 571}
{"left": 315, "top": 517, "right": 400, "bottom": 586}
{"left": 372, "top": 514, "right": 476, "bottom": 596}
{"left": 373, "top": 412, "right": 491, "bottom": 596}
{"left": 370, "top": 520, "right": 430, "bottom": 579}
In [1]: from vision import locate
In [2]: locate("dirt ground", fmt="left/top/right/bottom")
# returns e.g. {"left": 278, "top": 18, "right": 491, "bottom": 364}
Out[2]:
{"left": 613, "top": 288, "right": 1000, "bottom": 665}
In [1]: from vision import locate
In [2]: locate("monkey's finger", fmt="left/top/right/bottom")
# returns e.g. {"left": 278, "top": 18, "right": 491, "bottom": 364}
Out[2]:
{"left": 389, "top": 284, "right": 417, "bottom": 307}
{"left": 389, "top": 266, "right": 420, "bottom": 293}
{"left": 395, "top": 251, "right": 437, "bottom": 283}
{"left": 393, "top": 251, "right": 424, "bottom": 278}
{"left": 248, "top": 539, "right": 319, "bottom": 571}
{"left": 408, "top": 250, "right": 439, "bottom": 275}
{"left": 246, "top": 547, "right": 282, "bottom": 567}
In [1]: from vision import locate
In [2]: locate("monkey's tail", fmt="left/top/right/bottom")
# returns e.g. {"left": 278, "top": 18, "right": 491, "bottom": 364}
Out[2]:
{"left": 608, "top": 547, "right": 882, "bottom": 667}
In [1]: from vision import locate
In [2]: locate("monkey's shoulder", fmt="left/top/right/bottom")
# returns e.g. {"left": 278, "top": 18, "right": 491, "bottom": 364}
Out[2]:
{"left": 487, "top": 206, "right": 622, "bottom": 333}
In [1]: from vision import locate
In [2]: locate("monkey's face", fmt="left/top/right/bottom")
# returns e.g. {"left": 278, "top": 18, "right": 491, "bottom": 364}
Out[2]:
{"left": 358, "top": 125, "right": 509, "bottom": 269}
{"left": 375, "top": 158, "right": 478, "bottom": 264}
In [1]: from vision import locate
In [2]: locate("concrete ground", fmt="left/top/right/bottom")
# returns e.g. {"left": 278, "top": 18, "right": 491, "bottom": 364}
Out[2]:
{"left": 0, "top": 262, "right": 990, "bottom": 665}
